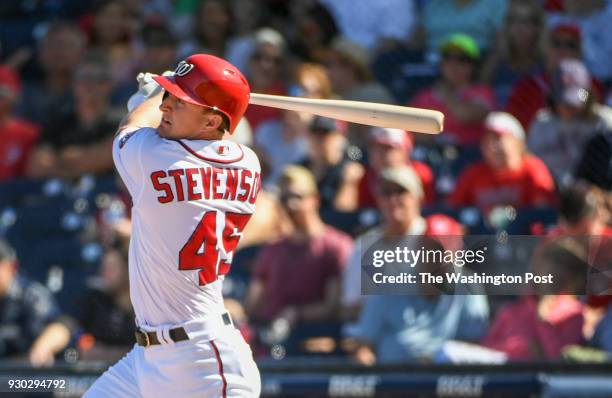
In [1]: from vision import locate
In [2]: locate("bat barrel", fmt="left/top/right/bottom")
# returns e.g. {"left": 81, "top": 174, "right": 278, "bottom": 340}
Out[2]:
{"left": 248, "top": 93, "right": 444, "bottom": 134}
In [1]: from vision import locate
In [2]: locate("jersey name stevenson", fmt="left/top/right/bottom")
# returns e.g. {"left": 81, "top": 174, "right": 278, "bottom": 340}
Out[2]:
{"left": 150, "top": 167, "right": 260, "bottom": 204}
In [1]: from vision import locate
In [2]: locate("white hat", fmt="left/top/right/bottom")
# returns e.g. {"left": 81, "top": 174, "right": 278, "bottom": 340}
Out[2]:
{"left": 484, "top": 112, "right": 525, "bottom": 141}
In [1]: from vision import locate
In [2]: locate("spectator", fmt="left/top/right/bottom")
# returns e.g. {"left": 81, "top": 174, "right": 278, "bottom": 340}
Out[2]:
{"left": 246, "top": 166, "right": 352, "bottom": 353}
{"left": 319, "top": 0, "right": 417, "bottom": 50}
{"left": 0, "top": 66, "right": 39, "bottom": 182}
{"left": 111, "top": 21, "right": 179, "bottom": 108}
{"left": 505, "top": 22, "right": 605, "bottom": 130}
{"left": 323, "top": 37, "right": 393, "bottom": 104}
{"left": 244, "top": 28, "right": 287, "bottom": 131}
{"left": 422, "top": 0, "right": 507, "bottom": 58}
{"left": 481, "top": 239, "right": 586, "bottom": 361}
{"left": 68, "top": 245, "right": 134, "bottom": 361}
{"left": 0, "top": 240, "right": 70, "bottom": 367}
{"left": 343, "top": 165, "right": 464, "bottom": 317}
{"left": 342, "top": 167, "right": 487, "bottom": 363}
{"left": 255, "top": 62, "right": 335, "bottom": 187}
{"left": 87, "top": 0, "right": 136, "bottom": 86}
{"left": 358, "top": 127, "right": 435, "bottom": 208}
{"left": 480, "top": 0, "right": 546, "bottom": 106}
{"left": 449, "top": 112, "right": 556, "bottom": 212}
{"left": 527, "top": 59, "right": 612, "bottom": 184}
{"left": 575, "top": 128, "right": 612, "bottom": 191}
{"left": 26, "top": 53, "right": 121, "bottom": 178}
{"left": 287, "top": 0, "right": 339, "bottom": 61}
{"left": 255, "top": 110, "right": 309, "bottom": 188}
{"left": 547, "top": 0, "right": 612, "bottom": 82}
{"left": 290, "top": 62, "right": 334, "bottom": 99}
{"left": 322, "top": 37, "right": 394, "bottom": 147}
{"left": 177, "top": 0, "right": 236, "bottom": 60}
{"left": 551, "top": 181, "right": 611, "bottom": 237}
{"left": 549, "top": 182, "right": 612, "bottom": 309}
{"left": 410, "top": 33, "right": 496, "bottom": 146}
{"left": 137, "top": 21, "right": 179, "bottom": 76}
{"left": 300, "top": 116, "right": 364, "bottom": 212}
{"left": 16, "top": 21, "right": 87, "bottom": 124}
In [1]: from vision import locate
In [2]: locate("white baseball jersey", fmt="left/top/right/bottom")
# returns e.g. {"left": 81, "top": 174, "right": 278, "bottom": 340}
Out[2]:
{"left": 113, "top": 127, "right": 261, "bottom": 328}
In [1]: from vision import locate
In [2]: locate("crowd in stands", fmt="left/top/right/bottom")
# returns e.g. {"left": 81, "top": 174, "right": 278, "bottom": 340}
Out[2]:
{"left": 0, "top": 0, "right": 611, "bottom": 367}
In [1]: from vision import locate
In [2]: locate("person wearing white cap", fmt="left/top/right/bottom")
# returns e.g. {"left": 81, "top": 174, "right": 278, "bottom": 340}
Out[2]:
{"left": 358, "top": 127, "right": 435, "bottom": 208}
{"left": 449, "top": 111, "right": 556, "bottom": 212}
{"left": 527, "top": 59, "right": 612, "bottom": 184}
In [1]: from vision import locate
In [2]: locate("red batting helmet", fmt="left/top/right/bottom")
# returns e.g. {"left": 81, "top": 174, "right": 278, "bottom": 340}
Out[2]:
{"left": 153, "top": 54, "right": 250, "bottom": 132}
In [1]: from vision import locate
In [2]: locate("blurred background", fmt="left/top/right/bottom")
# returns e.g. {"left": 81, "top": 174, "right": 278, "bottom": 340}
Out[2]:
{"left": 0, "top": 0, "right": 611, "bottom": 396}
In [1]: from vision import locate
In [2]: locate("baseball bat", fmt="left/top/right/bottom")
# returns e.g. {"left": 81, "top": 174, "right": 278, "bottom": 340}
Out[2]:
{"left": 249, "top": 93, "right": 444, "bottom": 134}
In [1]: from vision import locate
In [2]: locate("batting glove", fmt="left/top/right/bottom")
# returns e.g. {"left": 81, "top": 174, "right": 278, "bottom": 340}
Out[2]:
{"left": 127, "top": 70, "right": 173, "bottom": 112}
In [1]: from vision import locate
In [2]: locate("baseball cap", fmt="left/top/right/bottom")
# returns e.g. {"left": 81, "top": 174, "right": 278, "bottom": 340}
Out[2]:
{"left": 551, "top": 22, "right": 581, "bottom": 41}
{"left": 280, "top": 165, "right": 318, "bottom": 196}
{"left": 0, "top": 66, "right": 21, "bottom": 99}
{"left": 327, "top": 37, "right": 371, "bottom": 80}
{"left": 309, "top": 116, "right": 347, "bottom": 134}
{"left": 379, "top": 166, "right": 423, "bottom": 200}
{"left": 484, "top": 112, "right": 525, "bottom": 140}
{"left": 439, "top": 33, "right": 480, "bottom": 60}
{"left": 551, "top": 59, "right": 591, "bottom": 107}
{"left": 369, "top": 127, "right": 413, "bottom": 150}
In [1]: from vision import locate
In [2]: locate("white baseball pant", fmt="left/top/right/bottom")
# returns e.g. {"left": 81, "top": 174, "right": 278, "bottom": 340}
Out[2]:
{"left": 83, "top": 315, "right": 261, "bottom": 397}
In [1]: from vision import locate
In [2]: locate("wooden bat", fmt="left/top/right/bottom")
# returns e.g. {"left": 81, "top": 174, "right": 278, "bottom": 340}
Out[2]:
{"left": 249, "top": 93, "right": 444, "bottom": 134}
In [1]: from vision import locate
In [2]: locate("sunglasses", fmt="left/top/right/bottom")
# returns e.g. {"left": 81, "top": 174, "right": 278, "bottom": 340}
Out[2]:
{"left": 507, "top": 15, "right": 538, "bottom": 25}
{"left": 279, "top": 191, "right": 306, "bottom": 204}
{"left": 379, "top": 184, "right": 408, "bottom": 197}
{"left": 252, "top": 52, "right": 281, "bottom": 65}
{"left": 551, "top": 38, "right": 579, "bottom": 51}
{"left": 441, "top": 52, "right": 474, "bottom": 64}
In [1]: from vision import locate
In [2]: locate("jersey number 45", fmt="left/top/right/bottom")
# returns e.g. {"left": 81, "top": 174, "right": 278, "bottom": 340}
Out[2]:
{"left": 179, "top": 211, "right": 251, "bottom": 285}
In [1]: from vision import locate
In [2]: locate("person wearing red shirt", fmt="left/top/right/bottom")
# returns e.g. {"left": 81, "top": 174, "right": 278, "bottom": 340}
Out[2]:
{"left": 449, "top": 111, "right": 556, "bottom": 212}
{"left": 243, "top": 28, "right": 287, "bottom": 131}
{"left": 358, "top": 127, "right": 435, "bottom": 207}
{"left": 505, "top": 23, "right": 604, "bottom": 130}
{"left": 0, "top": 66, "right": 39, "bottom": 182}
{"left": 410, "top": 33, "right": 496, "bottom": 146}
{"left": 246, "top": 166, "right": 353, "bottom": 353}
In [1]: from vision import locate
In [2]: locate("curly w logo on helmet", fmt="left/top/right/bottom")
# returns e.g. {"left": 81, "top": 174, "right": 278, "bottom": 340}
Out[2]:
{"left": 174, "top": 61, "right": 194, "bottom": 76}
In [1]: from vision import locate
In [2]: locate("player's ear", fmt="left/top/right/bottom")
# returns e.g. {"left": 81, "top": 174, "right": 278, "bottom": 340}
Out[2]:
{"left": 203, "top": 113, "right": 224, "bottom": 131}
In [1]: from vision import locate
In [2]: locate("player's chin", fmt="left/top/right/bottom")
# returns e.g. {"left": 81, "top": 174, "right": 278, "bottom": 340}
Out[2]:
{"left": 157, "top": 121, "right": 172, "bottom": 138}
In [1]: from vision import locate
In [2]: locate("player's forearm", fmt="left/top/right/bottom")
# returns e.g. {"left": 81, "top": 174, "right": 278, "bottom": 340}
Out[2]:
{"left": 118, "top": 91, "right": 164, "bottom": 132}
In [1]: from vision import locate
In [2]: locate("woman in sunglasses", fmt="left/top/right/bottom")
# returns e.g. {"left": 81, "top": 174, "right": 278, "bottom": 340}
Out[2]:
{"left": 410, "top": 33, "right": 496, "bottom": 146}
{"left": 481, "top": 0, "right": 546, "bottom": 106}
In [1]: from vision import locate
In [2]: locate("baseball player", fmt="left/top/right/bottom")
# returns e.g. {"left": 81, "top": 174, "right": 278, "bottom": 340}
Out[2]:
{"left": 84, "top": 55, "right": 261, "bottom": 397}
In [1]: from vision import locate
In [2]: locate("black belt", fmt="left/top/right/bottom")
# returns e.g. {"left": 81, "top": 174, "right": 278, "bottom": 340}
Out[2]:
{"left": 135, "top": 312, "right": 233, "bottom": 347}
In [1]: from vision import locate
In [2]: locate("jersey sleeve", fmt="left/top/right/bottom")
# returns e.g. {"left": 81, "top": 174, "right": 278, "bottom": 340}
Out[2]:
{"left": 112, "top": 127, "right": 155, "bottom": 201}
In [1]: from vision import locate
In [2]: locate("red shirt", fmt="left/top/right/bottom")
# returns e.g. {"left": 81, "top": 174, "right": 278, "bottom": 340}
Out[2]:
{"left": 253, "top": 226, "right": 353, "bottom": 321}
{"left": 244, "top": 83, "right": 286, "bottom": 132}
{"left": 506, "top": 72, "right": 605, "bottom": 130}
{"left": 0, "top": 118, "right": 39, "bottom": 181}
{"left": 481, "top": 296, "right": 584, "bottom": 360}
{"left": 358, "top": 161, "right": 435, "bottom": 208}
{"left": 409, "top": 85, "right": 496, "bottom": 146}
{"left": 449, "top": 154, "right": 556, "bottom": 211}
